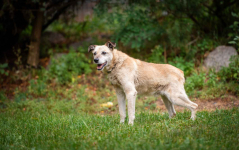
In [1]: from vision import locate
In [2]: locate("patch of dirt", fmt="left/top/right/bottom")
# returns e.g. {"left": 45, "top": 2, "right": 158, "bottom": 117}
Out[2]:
{"left": 156, "top": 95, "right": 239, "bottom": 112}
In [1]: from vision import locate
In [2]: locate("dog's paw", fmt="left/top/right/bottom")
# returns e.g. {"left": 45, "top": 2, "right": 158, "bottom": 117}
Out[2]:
{"left": 190, "top": 110, "right": 197, "bottom": 120}
{"left": 190, "top": 115, "right": 196, "bottom": 121}
{"left": 120, "top": 120, "right": 125, "bottom": 124}
{"left": 128, "top": 120, "right": 134, "bottom": 125}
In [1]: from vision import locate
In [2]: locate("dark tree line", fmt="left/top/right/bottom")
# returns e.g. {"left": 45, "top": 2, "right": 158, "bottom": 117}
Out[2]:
{"left": 0, "top": 0, "right": 85, "bottom": 67}
{"left": 96, "top": 0, "right": 239, "bottom": 50}
{"left": 1, "top": 0, "right": 238, "bottom": 67}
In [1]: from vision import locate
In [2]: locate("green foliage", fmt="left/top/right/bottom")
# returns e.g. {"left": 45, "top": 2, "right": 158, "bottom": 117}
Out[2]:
{"left": 195, "top": 39, "right": 216, "bottom": 54}
{"left": 165, "top": 18, "right": 193, "bottom": 48}
{"left": 205, "top": 71, "right": 218, "bottom": 88}
{"left": 20, "top": 25, "right": 32, "bottom": 37}
{"left": 218, "top": 55, "right": 239, "bottom": 82}
{"left": 95, "top": 0, "right": 239, "bottom": 51}
{"left": 0, "top": 108, "right": 239, "bottom": 149}
{"left": 185, "top": 72, "right": 206, "bottom": 93}
{"left": 168, "top": 57, "right": 194, "bottom": 76}
{"left": 48, "top": 51, "right": 92, "bottom": 84}
{"left": 184, "top": 57, "right": 239, "bottom": 97}
{"left": 148, "top": 45, "right": 164, "bottom": 63}
{"left": 117, "top": 7, "right": 162, "bottom": 50}
{"left": 148, "top": 46, "right": 194, "bottom": 76}
{"left": 228, "top": 12, "right": 239, "bottom": 46}
{"left": 0, "top": 91, "right": 7, "bottom": 102}
{"left": 162, "top": 0, "right": 239, "bottom": 37}
{"left": 14, "top": 90, "right": 27, "bottom": 103}
{"left": 0, "top": 63, "right": 8, "bottom": 76}
{"left": 95, "top": 4, "right": 164, "bottom": 50}
{"left": 229, "top": 36, "right": 239, "bottom": 46}
{"left": 28, "top": 78, "right": 47, "bottom": 97}
{"left": 48, "top": 20, "right": 90, "bottom": 40}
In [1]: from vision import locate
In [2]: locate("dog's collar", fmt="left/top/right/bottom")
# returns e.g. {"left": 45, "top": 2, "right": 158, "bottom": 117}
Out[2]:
{"left": 107, "top": 63, "right": 117, "bottom": 73}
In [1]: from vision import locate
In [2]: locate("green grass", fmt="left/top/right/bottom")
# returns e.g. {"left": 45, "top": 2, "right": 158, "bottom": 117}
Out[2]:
{"left": 0, "top": 108, "right": 239, "bottom": 150}
{"left": 1, "top": 61, "right": 238, "bottom": 149}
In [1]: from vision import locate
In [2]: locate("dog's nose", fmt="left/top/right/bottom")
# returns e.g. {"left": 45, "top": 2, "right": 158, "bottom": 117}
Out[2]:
{"left": 94, "top": 58, "right": 99, "bottom": 63}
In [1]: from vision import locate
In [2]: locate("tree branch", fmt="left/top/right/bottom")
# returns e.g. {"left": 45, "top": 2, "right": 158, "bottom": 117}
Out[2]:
{"left": 42, "top": 5, "right": 70, "bottom": 31}
{"left": 42, "top": 0, "right": 84, "bottom": 31}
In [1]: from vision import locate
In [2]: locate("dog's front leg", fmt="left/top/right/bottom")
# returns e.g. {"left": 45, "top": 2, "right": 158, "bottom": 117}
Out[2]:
{"left": 124, "top": 84, "right": 137, "bottom": 125}
{"left": 115, "top": 87, "right": 126, "bottom": 123}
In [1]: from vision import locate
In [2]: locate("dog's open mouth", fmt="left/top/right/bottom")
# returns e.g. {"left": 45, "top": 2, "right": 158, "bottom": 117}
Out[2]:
{"left": 97, "top": 61, "right": 107, "bottom": 70}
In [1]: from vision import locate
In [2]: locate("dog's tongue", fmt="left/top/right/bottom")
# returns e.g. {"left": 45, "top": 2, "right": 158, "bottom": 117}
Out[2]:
{"left": 97, "top": 62, "right": 107, "bottom": 70}
{"left": 97, "top": 64, "right": 104, "bottom": 69}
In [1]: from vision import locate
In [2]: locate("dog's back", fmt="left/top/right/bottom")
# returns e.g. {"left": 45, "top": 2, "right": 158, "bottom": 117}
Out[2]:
{"left": 123, "top": 56, "right": 185, "bottom": 95}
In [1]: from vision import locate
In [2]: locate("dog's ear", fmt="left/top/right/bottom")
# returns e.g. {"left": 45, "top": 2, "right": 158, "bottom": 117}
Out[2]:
{"left": 105, "top": 41, "right": 116, "bottom": 50}
{"left": 88, "top": 45, "right": 95, "bottom": 52}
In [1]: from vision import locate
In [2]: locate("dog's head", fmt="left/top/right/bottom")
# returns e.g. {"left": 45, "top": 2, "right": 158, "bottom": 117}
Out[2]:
{"left": 88, "top": 41, "right": 116, "bottom": 71}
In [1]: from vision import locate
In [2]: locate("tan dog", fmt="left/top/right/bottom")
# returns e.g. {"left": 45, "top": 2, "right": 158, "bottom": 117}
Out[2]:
{"left": 88, "top": 41, "right": 198, "bottom": 125}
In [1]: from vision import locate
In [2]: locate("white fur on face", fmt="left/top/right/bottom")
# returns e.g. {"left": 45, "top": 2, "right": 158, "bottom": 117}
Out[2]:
{"left": 92, "top": 45, "right": 113, "bottom": 70}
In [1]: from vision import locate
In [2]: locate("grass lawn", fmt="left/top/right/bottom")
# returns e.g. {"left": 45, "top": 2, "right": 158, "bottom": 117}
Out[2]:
{"left": 0, "top": 108, "right": 239, "bottom": 150}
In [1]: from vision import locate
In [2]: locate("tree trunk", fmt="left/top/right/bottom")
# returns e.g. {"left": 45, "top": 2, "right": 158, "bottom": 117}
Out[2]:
{"left": 27, "top": 10, "right": 44, "bottom": 67}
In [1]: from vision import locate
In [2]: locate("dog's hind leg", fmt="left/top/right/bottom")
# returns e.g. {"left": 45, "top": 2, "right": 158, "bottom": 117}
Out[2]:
{"left": 165, "top": 89, "right": 198, "bottom": 120}
{"left": 161, "top": 95, "right": 176, "bottom": 118}
{"left": 115, "top": 87, "right": 126, "bottom": 123}
{"left": 179, "top": 92, "right": 198, "bottom": 120}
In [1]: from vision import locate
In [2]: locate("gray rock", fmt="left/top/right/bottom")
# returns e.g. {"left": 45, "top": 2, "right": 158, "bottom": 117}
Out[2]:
{"left": 41, "top": 31, "right": 66, "bottom": 45}
{"left": 204, "top": 46, "right": 238, "bottom": 72}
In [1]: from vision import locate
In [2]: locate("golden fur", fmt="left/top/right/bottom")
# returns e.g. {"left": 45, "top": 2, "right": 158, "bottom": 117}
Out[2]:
{"left": 89, "top": 41, "right": 198, "bottom": 125}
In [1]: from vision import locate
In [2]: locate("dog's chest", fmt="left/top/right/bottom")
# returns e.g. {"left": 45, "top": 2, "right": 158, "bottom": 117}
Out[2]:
{"left": 108, "top": 73, "right": 120, "bottom": 86}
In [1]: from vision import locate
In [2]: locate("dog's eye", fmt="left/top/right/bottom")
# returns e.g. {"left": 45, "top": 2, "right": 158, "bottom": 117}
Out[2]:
{"left": 93, "top": 52, "right": 96, "bottom": 55}
{"left": 102, "top": 51, "right": 107, "bottom": 55}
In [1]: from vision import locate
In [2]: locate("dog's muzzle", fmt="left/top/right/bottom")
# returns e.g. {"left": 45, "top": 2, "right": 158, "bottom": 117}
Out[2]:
{"left": 97, "top": 61, "right": 107, "bottom": 70}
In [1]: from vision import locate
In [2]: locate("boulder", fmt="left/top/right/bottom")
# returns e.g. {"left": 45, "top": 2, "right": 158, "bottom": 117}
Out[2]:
{"left": 204, "top": 46, "right": 238, "bottom": 72}
{"left": 41, "top": 31, "right": 66, "bottom": 46}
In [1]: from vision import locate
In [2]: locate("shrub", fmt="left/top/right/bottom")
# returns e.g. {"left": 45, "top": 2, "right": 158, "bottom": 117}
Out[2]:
{"left": 185, "top": 72, "right": 206, "bottom": 93}
{"left": 148, "top": 45, "right": 164, "bottom": 63}
{"left": 48, "top": 50, "right": 92, "bottom": 84}
{"left": 0, "top": 63, "right": 8, "bottom": 76}
{"left": 148, "top": 45, "right": 194, "bottom": 76}
{"left": 205, "top": 70, "right": 218, "bottom": 88}
{"left": 168, "top": 57, "right": 194, "bottom": 76}
{"left": 28, "top": 78, "right": 47, "bottom": 97}
{"left": 218, "top": 55, "right": 239, "bottom": 82}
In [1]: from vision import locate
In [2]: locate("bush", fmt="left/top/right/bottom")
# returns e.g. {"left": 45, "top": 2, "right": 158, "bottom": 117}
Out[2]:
{"left": 28, "top": 78, "right": 47, "bottom": 97}
{"left": 48, "top": 50, "right": 92, "bottom": 84}
{"left": 168, "top": 57, "right": 194, "bottom": 76}
{"left": 148, "top": 45, "right": 194, "bottom": 76}
{"left": 47, "top": 20, "right": 89, "bottom": 40}
{"left": 148, "top": 45, "right": 164, "bottom": 63}
{"left": 0, "top": 63, "right": 8, "bottom": 76}
{"left": 218, "top": 55, "right": 239, "bottom": 82}
{"left": 205, "top": 70, "right": 218, "bottom": 88}
{"left": 185, "top": 72, "right": 206, "bottom": 93}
